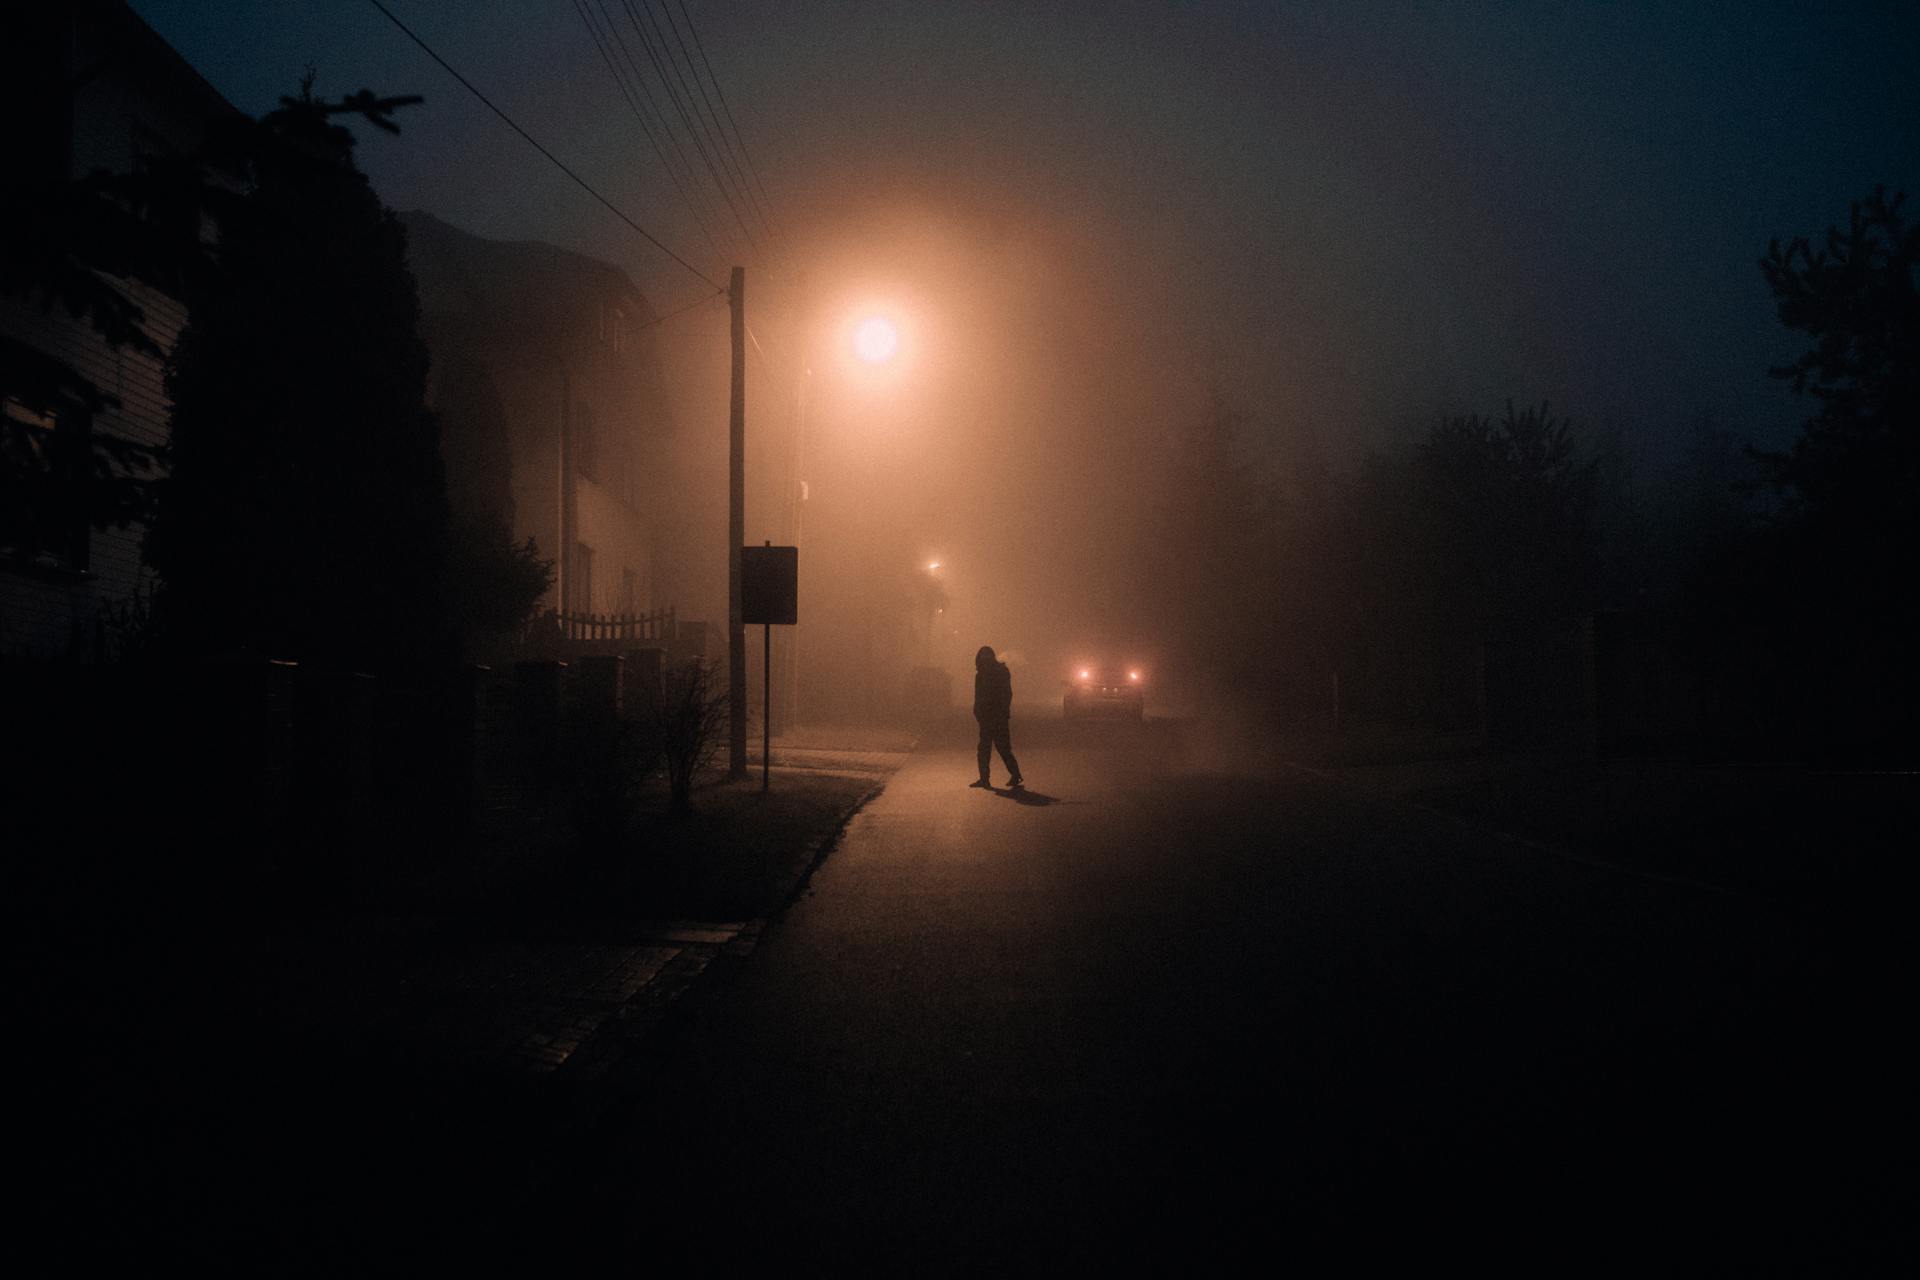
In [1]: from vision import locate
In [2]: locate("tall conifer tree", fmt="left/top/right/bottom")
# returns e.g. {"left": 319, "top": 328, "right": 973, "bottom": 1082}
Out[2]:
{"left": 147, "top": 83, "right": 448, "bottom": 670}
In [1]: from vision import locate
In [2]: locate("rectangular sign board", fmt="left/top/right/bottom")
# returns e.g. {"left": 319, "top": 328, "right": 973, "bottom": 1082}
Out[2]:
{"left": 741, "top": 545, "right": 798, "bottom": 625}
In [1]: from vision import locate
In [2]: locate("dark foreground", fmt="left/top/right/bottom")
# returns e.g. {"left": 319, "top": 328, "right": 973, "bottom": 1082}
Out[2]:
{"left": 23, "top": 716, "right": 1908, "bottom": 1271}
{"left": 579, "top": 718, "right": 1906, "bottom": 1271}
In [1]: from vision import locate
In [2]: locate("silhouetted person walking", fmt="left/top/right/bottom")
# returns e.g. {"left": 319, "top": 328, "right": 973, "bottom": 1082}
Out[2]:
{"left": 971, "top": 645, "right": 1022, "bottom": 789}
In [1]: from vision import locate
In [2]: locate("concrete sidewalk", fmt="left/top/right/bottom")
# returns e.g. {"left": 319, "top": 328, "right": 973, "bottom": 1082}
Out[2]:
{"left": 746, "top": 744, "right": 913, "bottom": 776}
{"left": 746, "top": 722, "right": 918, "bottom": 778}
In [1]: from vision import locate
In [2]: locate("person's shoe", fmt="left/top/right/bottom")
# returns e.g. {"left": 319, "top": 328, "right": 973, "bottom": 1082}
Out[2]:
{"left": 969, "top": 778, "right": 991, "bottom": 788}
{"left": 1007, "top": 775, "right": 1024, "bottom": 788}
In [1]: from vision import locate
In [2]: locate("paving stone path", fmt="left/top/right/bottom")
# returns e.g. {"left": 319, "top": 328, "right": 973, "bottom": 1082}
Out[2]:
{"left": 267, "top": 920, "right": 765, "bottom": 1079}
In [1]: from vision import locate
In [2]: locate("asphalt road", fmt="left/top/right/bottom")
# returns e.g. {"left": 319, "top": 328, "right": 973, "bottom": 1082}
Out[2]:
{"left": 556, "top": 716, "right": 1898, "bottom": 1272}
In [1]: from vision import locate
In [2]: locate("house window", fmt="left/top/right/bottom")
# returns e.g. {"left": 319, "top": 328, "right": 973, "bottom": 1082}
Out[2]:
{"left": 599, "top": 301, "right": 627, "bottom": 354}
{"left": 1, "top": 397, "right": 90, "bottom": 573}
{"left": 571, "top": 541, "right": 593, "bottom": 613}
{"left": 609, "top": 414, "right": 630, "bottom": 508}
{"left": 572, "top": 397, "right": 599, "bottom": 485}
{"left": 619, "top": 565, "right": 638, "bottom": 615}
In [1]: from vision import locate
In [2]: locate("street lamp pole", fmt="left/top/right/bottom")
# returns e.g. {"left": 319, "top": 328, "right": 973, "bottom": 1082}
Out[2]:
{"left": 785, "top": 360, "right": 810, "bottom": 730}
{"left": 925, "top": 562, "right": 942, "bottom": 667}
{"left": 728, "top": 266, "right": 748, "bottom": 779}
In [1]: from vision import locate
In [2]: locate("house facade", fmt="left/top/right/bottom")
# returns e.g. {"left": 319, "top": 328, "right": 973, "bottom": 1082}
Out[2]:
{"left": 0, "top": 1, "right": 241, "bottom": 660}
{"left": 401, "top": 212, "right": 682, "bottom": 629}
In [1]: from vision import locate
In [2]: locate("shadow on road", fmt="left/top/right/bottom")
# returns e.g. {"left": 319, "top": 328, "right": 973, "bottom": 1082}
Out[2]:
{"left": 992, "top": 786, "right": 1080, "bottom": 806}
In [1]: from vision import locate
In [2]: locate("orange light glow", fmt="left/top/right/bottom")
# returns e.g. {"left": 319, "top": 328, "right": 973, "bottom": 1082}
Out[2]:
{"left": 1079, "top": 668, "right": 1091, "bottom": 680}
{"left": 1129, "top": 671, "right": 1140, "bottom": 681}
{"left": 853, "top": 315, "right": 900, "bottom": 364}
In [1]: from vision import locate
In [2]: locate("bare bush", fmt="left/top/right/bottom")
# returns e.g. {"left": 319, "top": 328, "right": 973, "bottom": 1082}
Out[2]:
{"left": 647, "top": 659, "right": 730, "bottom": 815}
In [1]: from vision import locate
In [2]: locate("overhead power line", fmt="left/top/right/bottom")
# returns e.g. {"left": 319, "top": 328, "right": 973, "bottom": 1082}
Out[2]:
{"left": 489, "top": 287, "right": 725, "bottom": 371}
{"left": 655, "top": 0, "right": 772, "bottom": 247}
{"left": 622, "top": 0, "right": 762, "bottom": 258}
{"left": 363, "top": 0, "right": 724, "bottom": 292}
{"left": 592, "top": 0, "right": 728, "bottom": 250}
{"left": 572, "top": 0, "right": 726, "bottom": 260}
{"left": 559, "top": 0, "right": 791, "bottom": 272}
{"left": 673, "top": 0, "right": 787, "bottom": 257}
{"left": 640, "top": 286, "right": 728, "bottom": 331}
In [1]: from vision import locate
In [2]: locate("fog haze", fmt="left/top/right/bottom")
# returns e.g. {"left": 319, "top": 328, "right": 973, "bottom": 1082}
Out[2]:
{"left": 128, "top": 0, "right": 1920, "bottom": 713}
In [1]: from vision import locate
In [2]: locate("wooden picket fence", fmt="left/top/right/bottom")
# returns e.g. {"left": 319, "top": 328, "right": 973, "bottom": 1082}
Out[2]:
{"left": 531, "top": 605, "right": 676, "bottom": 645}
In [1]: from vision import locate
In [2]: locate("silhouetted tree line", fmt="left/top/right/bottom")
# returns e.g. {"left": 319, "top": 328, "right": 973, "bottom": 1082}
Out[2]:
{"left": 1333, "top": 400, "right": 1604, "bottom": 727}
{"left": 143, "top": 79, "right": 456, "bottom": 670}
{"left": 1723, "top": 186, "right": 1916, "bottom": 756}
{"left": 1141, "top": 394, "right": 1605, "bottom": 728}
{"left": 1138, "top": 393, "right": 1281, "bottom": 701}
{"left": 1146, "top": 187, "right": 1913, "bottom": 759}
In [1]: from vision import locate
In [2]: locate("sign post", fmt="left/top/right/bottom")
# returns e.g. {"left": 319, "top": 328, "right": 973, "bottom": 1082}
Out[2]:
{"left": 763, "top": 617, "right": 770, "bottom": 790}
{"left": 741, "top": 543, "right": 798, "bottom": 791}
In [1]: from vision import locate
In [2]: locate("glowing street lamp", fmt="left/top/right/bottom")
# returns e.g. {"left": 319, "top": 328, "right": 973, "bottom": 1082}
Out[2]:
{"left": 853, "top": 314, "right": 900, "bottom": 364}
{"left": 784, "top": 303, "right": 914, "bottom": 723}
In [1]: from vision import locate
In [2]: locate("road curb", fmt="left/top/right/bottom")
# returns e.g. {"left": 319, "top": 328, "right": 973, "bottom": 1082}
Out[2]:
{"left": 774, "top": 779, "right": 889, "bottom": 915}
{"left": 551, "top": 772, "right": 894, "bottom": 1084}
{"left": 512, "top": 774, "right": 895, "bottom": 1206}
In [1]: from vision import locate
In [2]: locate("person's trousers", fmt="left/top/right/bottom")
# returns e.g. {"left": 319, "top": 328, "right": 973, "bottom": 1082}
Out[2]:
{"left": 977, "top": 719, "right": 1018, "bottom": 781}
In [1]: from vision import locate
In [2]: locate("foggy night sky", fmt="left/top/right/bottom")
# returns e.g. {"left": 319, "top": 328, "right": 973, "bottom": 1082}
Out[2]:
{"left": 124, "top": 0, "right": 1918, "bottom": 671}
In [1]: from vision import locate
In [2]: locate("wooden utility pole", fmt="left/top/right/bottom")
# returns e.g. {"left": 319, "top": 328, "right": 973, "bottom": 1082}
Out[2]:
{"left": 728, "top": 267, "right": 749, "bottom": 778}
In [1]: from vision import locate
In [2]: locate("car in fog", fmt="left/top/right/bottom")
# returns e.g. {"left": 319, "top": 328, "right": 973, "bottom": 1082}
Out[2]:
{"left": 1064, "top": 665, "right": 1146, "bottom": 720}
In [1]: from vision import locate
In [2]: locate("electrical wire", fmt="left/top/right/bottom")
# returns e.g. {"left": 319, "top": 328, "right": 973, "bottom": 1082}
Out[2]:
{"left": 573, "top": 0, "right": 789, "bottom": 272}
{"left": 633, "top": 0, "right": 754, "bottom": 245}
{"left": 574, "top": 1, "right": 690, "bottom": 222}
{"left": 621, "top": 0, "right": 762, "bottom": 258}
{"left": 589, "top": 1, "right": 724, "bottom": 248}
{"left": 572, "top": 0, "right": 726, "bottom": 260}
{"left": 639, "top": 286, "right": 729, "bottom": 331}
{"left": 487, "top": 287, "right": 725, "bottom": 371}
{"left": 655, "top": 0, "right": 775, "bottom": 249}
{"left": 363, "top": 0, "right": 723, "bottom": 292}
{"left": 673, "top": 0, "right": 788, "bottom": 257}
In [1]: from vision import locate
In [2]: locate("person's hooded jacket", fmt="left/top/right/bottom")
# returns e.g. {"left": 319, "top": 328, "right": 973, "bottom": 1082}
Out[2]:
{"left": 973, "top": 647, "right": 1012, "bottom": 726}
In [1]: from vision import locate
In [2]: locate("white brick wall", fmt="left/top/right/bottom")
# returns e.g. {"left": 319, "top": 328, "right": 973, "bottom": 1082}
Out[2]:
{"left": 0, "top": 277, "right": 181, "bottom": 660}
